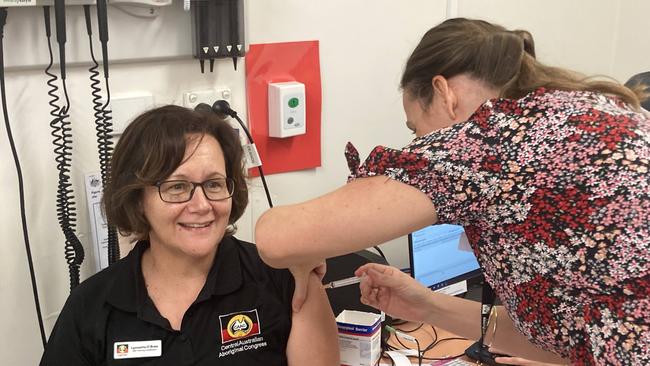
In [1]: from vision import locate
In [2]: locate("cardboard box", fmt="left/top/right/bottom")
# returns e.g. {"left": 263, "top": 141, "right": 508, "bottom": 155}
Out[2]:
{"left": 336, "top": 310, "right": 382, "bottom": 366}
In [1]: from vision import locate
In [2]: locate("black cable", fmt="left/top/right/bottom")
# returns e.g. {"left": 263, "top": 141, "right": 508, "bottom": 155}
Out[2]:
{"left": 50, "top": 2, "right": 85, "bottom": 290}
{"left": 101, "top": 86, "right": 119, "bottom": 265}
{"left": 208, "top": 100, "right": 274, "bottom": 208}
{"left": 372, "top": 245, "right": 387, "bottom": 261}
{"left": 83, "top": 5, "right": 105, "bottom": 180}
{"left": 416, "top": 338, "right": 423, "bottom": 366}
{"left": 420, "top": 352, "right": 466, "bottom": 361}
{"left": 392, "top": 333, "right": 423, "bottom": 366}
{"left": 84, "top": 5, "right": 108, "bottom": 193}
{"left": 420, "top": 324, "right": 469, "bottom": 361}
{"left": 85, "top": 4, "right": 119, "bottom": 265}
{"left": 390, "top": 323, "right": 469, "bottom": 363}
{"left": 84, "top": 6, "right": 103, "bottom": 140}
{"left": 96, "top": 0, "right": 109, "bottom": 80}
{"left": 421, "top": 324, "right": 439, "bottom": 353}
{"left": 390, "top": 318, "right": 409, "bottom": 326}
{"left": 1, "top": 6, "right": 47, "bottom": 348}
{"left": 53, "top": 1, "right": 65, "bottom": 80}
{"left": 232, "top": 110, "right": 274, "bottom": 208}
{"left": 95, "top": 0, "right": 120, "bottom": 264}
{"left": 395, "top": 322, "right": 424, "bottom": 333}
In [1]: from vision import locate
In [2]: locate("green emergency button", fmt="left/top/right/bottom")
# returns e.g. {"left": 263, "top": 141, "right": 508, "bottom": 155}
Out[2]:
{"left": 288, "top": 97, "right": 300, "bottom": 108}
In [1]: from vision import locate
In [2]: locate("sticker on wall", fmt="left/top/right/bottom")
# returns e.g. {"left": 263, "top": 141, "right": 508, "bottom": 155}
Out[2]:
{"left": 245, "top": 41, "right": 322, "bottom": 175}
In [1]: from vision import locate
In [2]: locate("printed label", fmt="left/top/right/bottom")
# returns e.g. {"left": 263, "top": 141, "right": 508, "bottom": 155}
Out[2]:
{"left": 0, "top": 0, "right": 36, "bottom": 6}
{"left": 113, "top": 340, "right": 162, "bottom": 359}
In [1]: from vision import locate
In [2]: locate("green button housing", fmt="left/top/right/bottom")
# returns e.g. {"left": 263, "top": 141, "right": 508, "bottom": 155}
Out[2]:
{"left": 288, "top": 97, "right": 300, "bottom": 108}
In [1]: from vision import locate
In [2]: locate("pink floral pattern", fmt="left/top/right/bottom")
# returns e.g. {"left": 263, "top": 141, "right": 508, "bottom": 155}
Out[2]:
{"left": 346, "top": 88, "right": 650, "bottom": 365}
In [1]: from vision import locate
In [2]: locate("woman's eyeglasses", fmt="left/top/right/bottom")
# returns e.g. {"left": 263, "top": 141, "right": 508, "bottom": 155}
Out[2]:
{"left": 154, "top": 178, "right": 234, "bottom": 203}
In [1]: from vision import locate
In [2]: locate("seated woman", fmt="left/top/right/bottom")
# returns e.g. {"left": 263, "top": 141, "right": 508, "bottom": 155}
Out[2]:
{"left": 40, "top": 105, "right": 339, "bottom": 365}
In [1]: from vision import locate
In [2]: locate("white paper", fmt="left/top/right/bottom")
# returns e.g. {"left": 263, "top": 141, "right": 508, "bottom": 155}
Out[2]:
{"left": 84, "top": 172, "right": 109, "bottom": 272}
{"left": 243, "top": 143, "right": 262, "bottom": 168}
{"left": 385, "top": 350, "right": 413, "bottom": 366}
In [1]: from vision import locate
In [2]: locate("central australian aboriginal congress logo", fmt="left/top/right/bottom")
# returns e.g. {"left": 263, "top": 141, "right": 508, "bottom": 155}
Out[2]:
{"left": 219, "top": 309, "right": 261, "bottom": 343}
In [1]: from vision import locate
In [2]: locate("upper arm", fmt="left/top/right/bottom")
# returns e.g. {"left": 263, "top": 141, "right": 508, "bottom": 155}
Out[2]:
{"left": 285, "top": 272, "right": 339, "bottom": 366}
{"left": 256, "top": 176, "right": 437, "bottom": 268}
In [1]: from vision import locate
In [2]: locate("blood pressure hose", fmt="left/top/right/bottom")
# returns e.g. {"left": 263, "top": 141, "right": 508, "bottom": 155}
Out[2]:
{"left": 48, "top": 2, "right": 85, "bottom": 291}
{"left": 0, "top": 7, "right": 47, "bottom": 348}
{"left": 86, "top": 2, "right": 120, "bottom": 265}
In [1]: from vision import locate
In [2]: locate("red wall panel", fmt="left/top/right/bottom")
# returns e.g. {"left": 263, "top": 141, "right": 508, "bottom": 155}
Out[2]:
{"left": 245, "top": 41, "right": 321, "bottom": 176}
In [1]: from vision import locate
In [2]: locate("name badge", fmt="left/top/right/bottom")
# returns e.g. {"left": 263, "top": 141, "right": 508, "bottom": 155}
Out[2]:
{"left": 114, "top": 340, "right": 162, "bottom": 359}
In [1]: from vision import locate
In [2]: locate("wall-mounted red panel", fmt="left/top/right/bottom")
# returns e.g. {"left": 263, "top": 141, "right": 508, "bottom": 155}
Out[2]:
{"left": 245, "top": 41, "right": 321, "bottom": 176}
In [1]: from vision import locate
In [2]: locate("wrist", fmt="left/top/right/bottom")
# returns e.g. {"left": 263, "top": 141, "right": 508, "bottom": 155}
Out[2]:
{"left": 419, "top": 289, "right": 440, "bottom": 324}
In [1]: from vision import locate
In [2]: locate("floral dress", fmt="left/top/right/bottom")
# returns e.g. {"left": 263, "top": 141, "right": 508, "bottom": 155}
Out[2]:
{"left": 346, "top": 88, "right": 650, "bottom": 365}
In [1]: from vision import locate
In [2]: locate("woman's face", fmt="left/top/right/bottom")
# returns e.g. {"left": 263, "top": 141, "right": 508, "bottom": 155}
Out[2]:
{"left": 141, "top": 134, "right": 232, "bottom": 259}
{"left": 402, "top": 74, "right": 500, "bottom": 137}
{"left": 402, "top": 92, "right": 446, "bottom": 137}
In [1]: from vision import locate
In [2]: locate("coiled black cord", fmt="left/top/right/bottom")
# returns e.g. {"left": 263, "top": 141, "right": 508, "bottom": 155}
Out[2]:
{"left": 46, "top": 6, "right": 84, "bottom": 290}
{"left": 1, "top": 6, "right": 47, "bottom": 348}
{"left": 84, "top": 6, "right": 104, "bottom": 170}
{"left": 101, "top": 79, "right": 119, "bottom": 265}
{"left": 83, "top": 5, "right": 119, "bottom": 266}
{"left": 95, "top": 0, "right": 120, "bottom": 264}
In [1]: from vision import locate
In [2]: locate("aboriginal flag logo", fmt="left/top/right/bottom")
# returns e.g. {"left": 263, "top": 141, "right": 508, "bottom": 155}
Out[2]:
{"left": 219, "top": 309, "right": 261, "bottom": 343}
{"left": 116, "top": 344, "right": 128, "bottom": 354}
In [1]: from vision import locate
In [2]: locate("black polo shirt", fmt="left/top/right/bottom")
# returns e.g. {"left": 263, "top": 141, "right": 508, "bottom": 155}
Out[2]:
{"left": 40, "top": 236, "right": 295, "bottom": 365}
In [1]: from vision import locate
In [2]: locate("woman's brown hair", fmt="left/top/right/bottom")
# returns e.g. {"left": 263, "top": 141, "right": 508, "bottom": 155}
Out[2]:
{"left": 102, "top": 105, "right": 248, "bottom": 239}
{"left": 401, "top": 18, "right": 641, "bottom": 109}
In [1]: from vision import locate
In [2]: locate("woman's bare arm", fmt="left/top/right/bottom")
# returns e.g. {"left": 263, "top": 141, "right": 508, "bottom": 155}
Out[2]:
{"left": 256, "top": 176, "right": 437, "bottom": 268}
{"left": 286, "top": 272, "right": 340, "bottom": 366}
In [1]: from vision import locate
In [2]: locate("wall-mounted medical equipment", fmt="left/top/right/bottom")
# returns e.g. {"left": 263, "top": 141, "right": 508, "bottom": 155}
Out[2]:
{"left": 0, "top": 1, "right": 124, "bottom": 348}
{"left": 45, "top": 1, "right": 88, "bottom": 292}
{"left": 268, "top": 81, "right": 306, "bottom": 138}
{"left": 189, "top": 0, "right": 245, "bottom": 73}
{"left": 245, "top": 41, "right": 322, "bottom": 175}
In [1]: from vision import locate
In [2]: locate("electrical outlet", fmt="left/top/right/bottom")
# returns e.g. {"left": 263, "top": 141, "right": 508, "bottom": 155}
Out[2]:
{"left": 183, "top": 88, "right": 231, "bottom": 110}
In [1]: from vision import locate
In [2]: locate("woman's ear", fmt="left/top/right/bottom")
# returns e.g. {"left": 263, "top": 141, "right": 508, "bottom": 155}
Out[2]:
{"left": 431, "top": 75, "right": 458, "bottom": 120}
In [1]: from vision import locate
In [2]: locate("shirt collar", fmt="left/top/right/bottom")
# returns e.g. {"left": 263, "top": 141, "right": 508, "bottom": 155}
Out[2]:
{"left": 106, "top": 237, "right": 244, "bottom": 313}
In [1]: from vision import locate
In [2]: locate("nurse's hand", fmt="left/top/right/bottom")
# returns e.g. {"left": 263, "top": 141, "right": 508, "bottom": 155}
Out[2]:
{"left": 355, "top": 263, "right": 433, "bottom": 323}
{"left": 289, "top": 261, "right": 326, "bottom": 312}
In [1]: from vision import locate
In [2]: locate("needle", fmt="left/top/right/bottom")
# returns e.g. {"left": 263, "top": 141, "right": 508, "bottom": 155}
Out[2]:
{"left": 323, "top": 276, "right": 362, "bottom": 289}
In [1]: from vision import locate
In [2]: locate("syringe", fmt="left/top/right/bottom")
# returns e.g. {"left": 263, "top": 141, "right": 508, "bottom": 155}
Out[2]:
{"left": 323, "top": 276, "right": 362, "bottom": 289}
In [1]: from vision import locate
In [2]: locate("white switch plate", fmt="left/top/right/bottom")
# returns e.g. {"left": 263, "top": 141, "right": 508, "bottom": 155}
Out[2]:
{"left": 101, "top": 92, "right": 154, "bottom": 135}
{"left": 183, "top": 88, "right": 231, "bottom": 110}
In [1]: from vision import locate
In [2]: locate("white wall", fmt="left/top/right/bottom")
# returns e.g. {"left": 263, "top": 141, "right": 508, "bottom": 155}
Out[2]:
{"left": 454, "top": 0, "right": 650, "bottom": 82}
{"left": 1, "top": 1, "right": 648, "bottom": 364}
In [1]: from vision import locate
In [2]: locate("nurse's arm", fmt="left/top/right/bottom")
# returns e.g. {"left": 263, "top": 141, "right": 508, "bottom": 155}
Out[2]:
{"left": 286, "top": 272, "right": 339, "bottom": 366}
{"left": 256, "top": 176, "right": 436, "bottom": 268}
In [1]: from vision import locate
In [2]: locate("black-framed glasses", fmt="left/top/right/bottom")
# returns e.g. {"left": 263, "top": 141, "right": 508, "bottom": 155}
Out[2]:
{"left": 154, "top": 178, "right": 235, "bottom": 203}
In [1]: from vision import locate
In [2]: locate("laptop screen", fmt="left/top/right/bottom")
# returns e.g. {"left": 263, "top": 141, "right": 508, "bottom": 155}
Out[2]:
{"left": 408, "top": 224, "right": 482, "bottom": 291}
